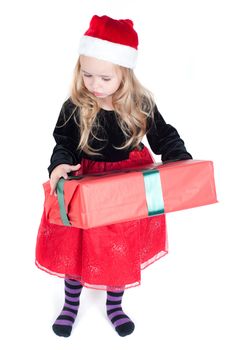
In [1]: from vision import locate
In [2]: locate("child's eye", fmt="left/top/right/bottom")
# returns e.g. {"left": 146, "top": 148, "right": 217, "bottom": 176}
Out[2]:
{"left": 82, "top": 73, "right": 111, "bottom": 81}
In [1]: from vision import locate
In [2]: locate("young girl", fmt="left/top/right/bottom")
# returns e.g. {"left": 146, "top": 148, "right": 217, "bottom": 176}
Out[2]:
{"left": 36, "top": 15, "right": 192, "bottom": 338}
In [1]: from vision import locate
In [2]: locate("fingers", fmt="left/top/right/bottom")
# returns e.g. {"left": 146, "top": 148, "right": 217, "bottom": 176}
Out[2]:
{"left": 62, "top": 173, "right": 68, "bottom": 179}
{"left": 49, "top": 175, "right": 61, "bottom": 196}
{"left": 66, "top": 164, "right": 81, "bottom": 172}
{"left": 71, "top": 164, "right": 81, "bottom": 170}
{"left": 49, "top": 163, "right": 81, "bottom": 196}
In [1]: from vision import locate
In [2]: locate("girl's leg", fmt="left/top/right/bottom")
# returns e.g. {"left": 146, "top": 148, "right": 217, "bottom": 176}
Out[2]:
{"left": 106, "top": 290, "right": 135, "bottom": 337}
{"left": 52, "top": 279, "right": 83, "bottom": 337}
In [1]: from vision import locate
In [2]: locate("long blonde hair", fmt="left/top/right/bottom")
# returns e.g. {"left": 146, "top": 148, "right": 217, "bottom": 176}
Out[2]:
{"left": 69, "top": 56, "right": 155, "bottom": 156}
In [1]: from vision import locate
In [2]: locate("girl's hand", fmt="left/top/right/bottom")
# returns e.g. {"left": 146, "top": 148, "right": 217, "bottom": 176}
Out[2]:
{"left": 50, "top": 163, "right": 81, "bottom": 196}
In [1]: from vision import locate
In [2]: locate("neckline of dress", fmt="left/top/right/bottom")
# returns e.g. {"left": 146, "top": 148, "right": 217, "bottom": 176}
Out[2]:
{"left": 100, "top": 108, "right": 115, "bottom": 113}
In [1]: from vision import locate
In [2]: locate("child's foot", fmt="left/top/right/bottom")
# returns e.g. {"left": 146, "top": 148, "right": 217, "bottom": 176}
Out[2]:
{"left": 52, "top": 279, "right": 83, "bottom": 337}
{"left": 106, "top": 291, "right": 135, "bottom": 337}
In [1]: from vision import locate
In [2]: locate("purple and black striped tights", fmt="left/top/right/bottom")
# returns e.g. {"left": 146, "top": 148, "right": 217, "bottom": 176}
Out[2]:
{"left": 52, "top": 279, "right": 135, "bottom": 337}
{"left": 52, "top": 279, "right": 83, "bottom": 337}
{"left": 106, "top": 290, "right": 135, "bottom": 336}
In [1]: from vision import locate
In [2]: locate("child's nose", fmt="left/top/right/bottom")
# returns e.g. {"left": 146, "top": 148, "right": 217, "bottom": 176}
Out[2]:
{"left": 92, "top": 77, "right": 101, "bottom": 90}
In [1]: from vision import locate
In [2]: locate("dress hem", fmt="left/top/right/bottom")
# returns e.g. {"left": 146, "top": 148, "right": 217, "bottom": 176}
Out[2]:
{"left": 35, "top": 249, "right": 168, "bottom": 291}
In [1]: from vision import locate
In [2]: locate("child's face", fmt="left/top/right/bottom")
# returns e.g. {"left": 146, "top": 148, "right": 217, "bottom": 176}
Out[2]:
{"left": 80, "top": 55, "right": 122, "bottom": 102}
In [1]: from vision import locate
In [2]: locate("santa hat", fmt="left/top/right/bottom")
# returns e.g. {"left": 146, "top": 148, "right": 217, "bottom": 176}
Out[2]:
{"left": 78, "top": 15, "right": 138, "bottom": 69}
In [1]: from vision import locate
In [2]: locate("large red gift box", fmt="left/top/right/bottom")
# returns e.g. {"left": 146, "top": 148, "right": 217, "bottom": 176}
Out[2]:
{"left": 43, "top": 160, "right": 217, "bottom": 229}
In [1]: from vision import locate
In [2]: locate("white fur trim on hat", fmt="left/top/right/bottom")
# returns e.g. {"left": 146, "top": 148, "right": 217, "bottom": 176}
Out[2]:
{"left": 78, "top": 36, "right": 138, "bottom": 69}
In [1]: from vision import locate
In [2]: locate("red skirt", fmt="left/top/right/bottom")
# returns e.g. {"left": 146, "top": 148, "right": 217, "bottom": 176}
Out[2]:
{"left": 35, "top": 146, "right": 168, "bottom": 291}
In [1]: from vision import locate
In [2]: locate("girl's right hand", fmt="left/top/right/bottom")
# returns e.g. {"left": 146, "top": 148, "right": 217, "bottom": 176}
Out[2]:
{"left": 50, "top": 163, "right": 81, "bottom": 196}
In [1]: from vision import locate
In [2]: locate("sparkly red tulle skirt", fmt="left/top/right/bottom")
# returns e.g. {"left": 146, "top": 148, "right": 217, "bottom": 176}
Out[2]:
{"left": 35, "top": 146, "right": 168, "bottom": 291}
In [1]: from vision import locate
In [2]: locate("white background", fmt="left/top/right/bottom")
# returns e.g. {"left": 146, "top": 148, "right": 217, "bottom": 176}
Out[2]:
{"left": 0, "top": 0, "right": 231, "bottom": 349}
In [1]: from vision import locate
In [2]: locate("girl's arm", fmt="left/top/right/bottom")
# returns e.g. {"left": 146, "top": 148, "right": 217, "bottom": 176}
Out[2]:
{"left": 146, "top": 105, "right": 192, "bottom": 162}
{"left": 48, "top": 99, "right": 81, "bottom": 177}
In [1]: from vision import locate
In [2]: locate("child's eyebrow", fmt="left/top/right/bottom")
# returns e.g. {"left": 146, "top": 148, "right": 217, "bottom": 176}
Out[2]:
{"left": 81, "top": 69, "right": 112, "bottom": 78}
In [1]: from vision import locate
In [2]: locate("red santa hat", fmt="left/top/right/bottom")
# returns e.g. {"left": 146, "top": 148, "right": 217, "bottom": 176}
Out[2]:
{"left": 78, "top": 15, "right": 139, "bottom": 69}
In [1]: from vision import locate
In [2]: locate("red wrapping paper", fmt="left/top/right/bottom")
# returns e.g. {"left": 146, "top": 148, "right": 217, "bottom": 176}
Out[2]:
{"left": 43, "top": 160, "right": 217, "bottom": 229}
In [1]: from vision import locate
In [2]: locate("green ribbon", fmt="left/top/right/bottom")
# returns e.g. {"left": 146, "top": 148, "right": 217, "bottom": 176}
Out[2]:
{"left": 56, "top": 169, "right": 164, "bottom": 226}
{"left": 57, "top": 178, "right": 71, "bottom": 226}
{"left": 142, "top": 169, "right": 164, "bottom": 216}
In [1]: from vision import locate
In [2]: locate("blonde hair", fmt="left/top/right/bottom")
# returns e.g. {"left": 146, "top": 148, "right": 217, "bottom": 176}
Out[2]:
{"left": 69, "top": 57, "right": 155, "bottom": 156}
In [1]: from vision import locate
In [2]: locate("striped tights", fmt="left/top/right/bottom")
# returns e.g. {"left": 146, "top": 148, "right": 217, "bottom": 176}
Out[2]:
{"left": 52, "top": 279, "right": 134, "bottom": 337}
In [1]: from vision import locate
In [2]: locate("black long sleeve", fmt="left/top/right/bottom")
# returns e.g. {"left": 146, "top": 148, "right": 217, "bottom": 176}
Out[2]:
{"left": 48, "top": 99, "right": 81, "bottom": 176}
{"left": 146, "top": 105, "right": 192, "bottom": 162}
